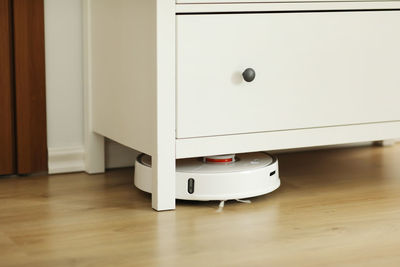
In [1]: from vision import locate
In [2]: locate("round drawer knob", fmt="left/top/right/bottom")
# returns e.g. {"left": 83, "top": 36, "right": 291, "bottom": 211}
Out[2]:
{"left": 242, "top": 68, "right": 256, "bottom": 82}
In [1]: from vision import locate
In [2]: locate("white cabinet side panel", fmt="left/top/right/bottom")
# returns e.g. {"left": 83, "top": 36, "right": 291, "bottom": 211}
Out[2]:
{"left": 90, "top": 0, "right": 157, "bottom": 154}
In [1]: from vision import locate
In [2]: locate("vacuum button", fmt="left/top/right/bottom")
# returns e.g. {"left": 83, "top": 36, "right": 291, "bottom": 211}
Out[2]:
{"left": 188, "top": 178, "right": 195, "bottom": 194}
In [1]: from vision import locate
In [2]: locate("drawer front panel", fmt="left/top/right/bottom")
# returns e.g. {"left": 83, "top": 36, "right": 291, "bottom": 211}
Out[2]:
{"left": 176, "top": 11, "right": 400, "bottom": 138}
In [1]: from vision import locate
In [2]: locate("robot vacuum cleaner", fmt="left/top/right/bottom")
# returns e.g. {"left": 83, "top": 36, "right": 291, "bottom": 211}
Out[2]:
{"left": 134, "top": 152, "right": 280, "bottom": 201}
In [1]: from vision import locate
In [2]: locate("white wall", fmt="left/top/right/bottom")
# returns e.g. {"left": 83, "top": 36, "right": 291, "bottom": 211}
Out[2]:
{"left": 45, "top": 0, "right": 83, "bottom": 149}
{"left": 45, "top": 0, "right": 137, "bottom": 174}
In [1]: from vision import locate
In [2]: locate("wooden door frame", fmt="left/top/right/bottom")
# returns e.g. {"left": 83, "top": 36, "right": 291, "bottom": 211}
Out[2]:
{"left": 13, "top": 0, "right": 47, "bottom": 174}
{"left": 0, "top": 0, "right": 47, "bottom": 175}
{"left": 0, "top": 0, "right": 16, "bottom": 175}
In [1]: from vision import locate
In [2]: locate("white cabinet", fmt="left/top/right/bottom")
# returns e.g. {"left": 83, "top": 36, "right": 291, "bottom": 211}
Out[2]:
{"left": 85, "top": 0, "right": 400, "bottom": 210}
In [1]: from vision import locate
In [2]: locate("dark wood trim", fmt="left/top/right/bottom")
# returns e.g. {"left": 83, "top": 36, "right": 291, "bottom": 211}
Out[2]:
{"left": 0, "top": 0, "right": 16, "bottom": 175}
{"left": 12, "top": 0, "right": 47, "bottom": 174}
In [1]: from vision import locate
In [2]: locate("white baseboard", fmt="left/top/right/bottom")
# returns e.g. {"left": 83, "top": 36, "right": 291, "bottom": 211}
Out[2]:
{"left": 48, "top": 142, "right": 138, "bottom": 174}
{"left": 48, "top": 146, "right": 85, "bottom": 174}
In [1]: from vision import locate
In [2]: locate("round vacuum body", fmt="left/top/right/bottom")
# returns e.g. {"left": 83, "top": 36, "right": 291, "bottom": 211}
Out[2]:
{"left": 134, "top": 152, "right": 280, "bottom": 201}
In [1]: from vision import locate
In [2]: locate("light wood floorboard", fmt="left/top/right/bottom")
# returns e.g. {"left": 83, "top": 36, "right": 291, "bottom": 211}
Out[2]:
{"left": 1, "top": 145, "right": 400, "bottom": 266}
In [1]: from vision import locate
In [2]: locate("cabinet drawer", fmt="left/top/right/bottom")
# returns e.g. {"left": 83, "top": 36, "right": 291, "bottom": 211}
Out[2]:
{"left": 176, "top": 11, "right": 400, "bottom": 139}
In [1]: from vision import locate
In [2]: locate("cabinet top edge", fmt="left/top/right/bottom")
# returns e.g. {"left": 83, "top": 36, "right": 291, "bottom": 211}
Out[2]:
{"left": 176, "top": 1, "right": 400, "bottom": 13}
{"left": 177, "top": 0, "right": 400, "bottom": 3}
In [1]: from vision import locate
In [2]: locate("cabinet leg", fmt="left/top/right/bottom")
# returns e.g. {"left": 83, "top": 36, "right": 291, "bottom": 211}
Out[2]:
{"left": 83, "top": 0, "right": 105, "bottom": 174}
{"left": 84, "top": 132, "right": 105, "bottom": 174}
{"left": 152, "top": 154, "right": 176, "bottom": 211}
{"left": 373, "top": 139, "right": 397, "bottom": 147}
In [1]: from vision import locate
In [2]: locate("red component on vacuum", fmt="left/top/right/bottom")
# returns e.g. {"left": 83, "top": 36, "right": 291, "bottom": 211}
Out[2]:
{"left": 204, "top": 154, "right": 235, "bottom": 163}
{"left": 205, "top": 158, "right": 233, "bottom": 163}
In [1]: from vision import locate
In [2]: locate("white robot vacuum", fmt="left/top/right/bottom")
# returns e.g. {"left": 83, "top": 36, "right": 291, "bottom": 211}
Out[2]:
{"left": 134, "top": 152, "right": 280, "bottom": 201}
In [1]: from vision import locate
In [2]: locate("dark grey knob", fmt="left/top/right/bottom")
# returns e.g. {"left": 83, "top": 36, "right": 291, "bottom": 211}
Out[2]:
{"left": 242, "top": 68, "right": 256, "bottom": 82}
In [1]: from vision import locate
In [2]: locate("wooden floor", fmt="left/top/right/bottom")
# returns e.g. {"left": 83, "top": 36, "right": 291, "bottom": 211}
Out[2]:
{"left": 1, "top": 145, "right": 400, "bottom": 267}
